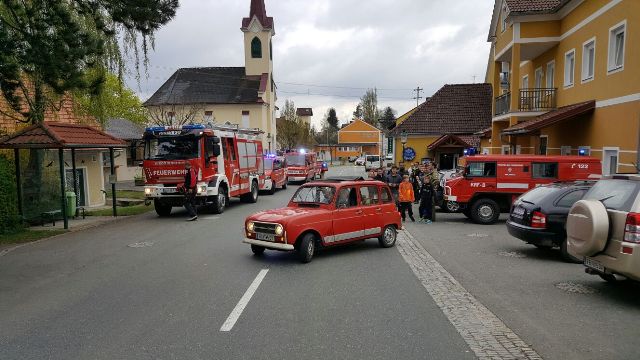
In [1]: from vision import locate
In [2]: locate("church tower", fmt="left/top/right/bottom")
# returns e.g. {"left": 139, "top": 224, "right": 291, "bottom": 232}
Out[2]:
{"left": 241, "top": 0, "right": 274, "bottom": 77}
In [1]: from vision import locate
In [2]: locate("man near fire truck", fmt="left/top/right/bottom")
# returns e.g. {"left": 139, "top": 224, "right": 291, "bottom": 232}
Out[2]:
{"left": 183, "top": 162, "right": 198, "bottom": 221}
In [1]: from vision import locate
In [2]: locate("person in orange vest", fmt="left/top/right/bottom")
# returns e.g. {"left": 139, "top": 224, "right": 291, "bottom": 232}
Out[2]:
{"left": 398, "top": 174, "right": 415, "bottom": 222}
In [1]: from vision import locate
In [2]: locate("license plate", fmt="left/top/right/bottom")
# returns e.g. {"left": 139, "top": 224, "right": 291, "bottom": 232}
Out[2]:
{"left": 256, "top": 233, "right": 275, "bottom": 242}
{"left": 512, "top": 207, "right": 525, "bottom": 219}
{"left": 584, "top": 257, "right": 605, "bottom": 272}
{"left": 163, "top": 188, "right": 177, "bottom": 194}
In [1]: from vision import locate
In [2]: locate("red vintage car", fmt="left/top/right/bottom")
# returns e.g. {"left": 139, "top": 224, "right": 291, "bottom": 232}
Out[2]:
{"left": 243, "top": 179, "right": 402, "bottom": 263}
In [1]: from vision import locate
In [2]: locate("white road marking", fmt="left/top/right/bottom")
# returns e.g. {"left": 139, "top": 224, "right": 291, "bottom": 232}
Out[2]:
{"left": 220, "top": 269, "right": 269, "bottom": 332}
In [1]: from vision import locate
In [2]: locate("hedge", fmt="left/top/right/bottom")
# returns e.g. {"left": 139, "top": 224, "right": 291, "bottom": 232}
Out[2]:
{"left": 0, "top": 153, "right": 23, "bottom": 234}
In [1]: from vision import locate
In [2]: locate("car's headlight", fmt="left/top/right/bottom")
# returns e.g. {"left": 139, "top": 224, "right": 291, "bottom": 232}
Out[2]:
{"left": 275, "top": 224, "right": 284, "bottom": 236}
{"left": 197, "top": 185, "right": 207, "bottom": 194}
{"left": 144, "top": 187, "right": 153, "bottom": 195}
{"left": 247, "top": 221, "right": 255, "bottom": 232}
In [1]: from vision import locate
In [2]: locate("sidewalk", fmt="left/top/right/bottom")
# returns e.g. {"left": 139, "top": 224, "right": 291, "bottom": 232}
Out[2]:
{"left": 29, "top": 216, "right": 119, "bottom": 233}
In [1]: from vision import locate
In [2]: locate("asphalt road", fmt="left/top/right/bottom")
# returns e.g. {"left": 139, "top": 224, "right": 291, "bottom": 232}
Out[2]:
{"left": 3, "top": 165, "right": 638, "bottom": 360}
{"left": 0, "top": 165, "right": 472, "bottom": 360}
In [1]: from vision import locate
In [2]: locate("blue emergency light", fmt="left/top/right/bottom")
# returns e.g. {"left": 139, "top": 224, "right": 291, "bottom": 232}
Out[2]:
{"left": 300, "top": 149, "right": 307, "bottom": 154}
{"left": 182, "top": 124, "right": 206, "bottom": 130}
{"left": 579, "top": 148, "right": 587, "bottom": 156}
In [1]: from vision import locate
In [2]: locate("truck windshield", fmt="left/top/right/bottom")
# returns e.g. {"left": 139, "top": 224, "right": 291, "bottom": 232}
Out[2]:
{"left": 145, "top": 136, "right": 200, "bottom": 160}
{"left": 292, "top": 186, "right": 335, "bottom": 204}
{"left": 264, "top": 158, "right": 274, "bottom": 169}
{"left": 286, "top": 154, "right": 306, "bottom": 166}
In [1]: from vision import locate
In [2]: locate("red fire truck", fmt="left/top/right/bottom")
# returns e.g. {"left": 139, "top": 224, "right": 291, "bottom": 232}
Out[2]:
{"left": 444, "top": 155, "right": 602, "bottom": 224}
{"left": 142, "top": 124, "right": 264, "bottom": 216}
{"left": 260, "top": 154, "right": 287, "bottom": 194}
{"left": 285, "top": 150, "right": 317, "bottom": 183}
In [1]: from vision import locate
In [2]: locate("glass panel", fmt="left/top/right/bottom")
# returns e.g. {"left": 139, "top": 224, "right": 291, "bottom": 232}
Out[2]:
{"left": 145, "top": 137, "right": 199, "bottom": 160}
{"left": 468, "top": 162, "right": 496, "bottom": 177}
{"left": 381, "top": 187, "right": 393, "bottom": 203}
{"left": 292, "top": 186, "right": 336, "bottom": 205}
{"left": 615, "top": 31, "right": 624, "bottom": 67}
{"left": 584, "top": 180, "right": 639, "bottom": 211}
{"left": 285, "top": 154, "right": 306, "bottom": 166}
{"left": 336, "top": 187, "right": 358, "bottom": 208}
{"left": 359, "top": 186, "right": 380, "bottom": 206}
{"left": 556, "top": 190, "right": 587, "bottom": 208}
{"left": 532, "top": 163, "right": 558, "bottom": 179}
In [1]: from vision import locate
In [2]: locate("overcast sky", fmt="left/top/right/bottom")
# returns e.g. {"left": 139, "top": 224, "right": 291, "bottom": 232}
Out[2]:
{"left": 126, "top": 0, "right": 494, "bottom": 129}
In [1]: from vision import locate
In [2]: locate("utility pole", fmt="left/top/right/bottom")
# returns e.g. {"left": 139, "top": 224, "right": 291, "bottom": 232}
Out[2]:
{"left": 413, "top": 87, "right": 423, "bottom": 107}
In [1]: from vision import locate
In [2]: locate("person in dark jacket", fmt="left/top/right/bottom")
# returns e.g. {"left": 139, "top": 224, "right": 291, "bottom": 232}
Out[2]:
{"left": 386, "top": 166, "right": 403, "bottom": 205}
{"left": 410, "top": 164, "right": 424, "bottom": 204}
{"left": 418, "top": 174, "right": 434, "bottom": 224}
{"left": 183, "top": 162, "right": 198, "bottom": 221}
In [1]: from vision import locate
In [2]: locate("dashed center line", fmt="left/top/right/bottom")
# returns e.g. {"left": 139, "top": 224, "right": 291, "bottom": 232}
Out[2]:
{"left": 220, "top": 269, "right": 269, "bottom": 332}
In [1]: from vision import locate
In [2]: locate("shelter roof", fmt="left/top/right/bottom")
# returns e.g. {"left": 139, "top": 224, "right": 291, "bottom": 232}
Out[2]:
{"left": 0, "top": 122, "right": 126, "bottom": 149}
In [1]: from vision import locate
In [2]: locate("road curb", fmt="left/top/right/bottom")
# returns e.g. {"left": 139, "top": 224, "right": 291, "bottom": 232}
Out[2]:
{"left": 397, "top": 229, "right": 543, "bottom": 360}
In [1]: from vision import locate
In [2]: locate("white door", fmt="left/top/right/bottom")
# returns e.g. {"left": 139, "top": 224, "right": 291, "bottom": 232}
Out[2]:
{"left": 603, "top": 148, "right": 619, "bottom": 175}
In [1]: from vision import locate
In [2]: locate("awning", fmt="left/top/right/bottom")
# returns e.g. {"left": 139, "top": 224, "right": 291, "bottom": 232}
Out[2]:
{"left": 428, "top": 134, "right": 479, "bottom": 151}
{"left": 502, "top": 100, "right": 595, "bottom": 136}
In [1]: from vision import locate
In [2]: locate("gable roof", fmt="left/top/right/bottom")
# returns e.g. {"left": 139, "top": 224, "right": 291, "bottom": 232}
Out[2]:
{"left": 105, "top": 118, "right": 144, "bottom": 140}
{"left": 0, "top": 122, "right": 126, "bottom": 149}
{"left": 297, "top": 108, "right": 313, "bottom": 117}
{"left": 391, "top": 84, "right": 492, "bottom": 136}
{"left": 339, "top": 119, "right": 381, "bottom": 133}
{"left": 143, "top": 67, "right": 262, "bottom": 107}
{"left": 488, "top": 0, "right": 572, "bottom": 41}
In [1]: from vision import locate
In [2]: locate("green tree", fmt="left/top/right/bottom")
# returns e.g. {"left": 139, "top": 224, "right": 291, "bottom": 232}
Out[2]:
{"left": 379, "top": 106, "right": 397, "bottom": 130}
{"left": 352, "top": 104, "right": 363, "bottom": 120}
{"left": 326, "top": 108, "right": 339, "bottom": 131}
{"left": 74, "top": 72, "right": 149, "bottom": 127}
{"left": 277, "top": 99, "right": 315, "bottom": 150}
{"left": 0, "top": 0, "right": 178, "bottom": 212}
{"left": 360, "top": 89, "right": 379, "bottom": 126}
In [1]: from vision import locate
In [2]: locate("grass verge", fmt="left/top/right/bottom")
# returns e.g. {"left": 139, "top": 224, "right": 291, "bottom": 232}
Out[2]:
{"left": 1, "top": 230, "right": 67, "bottom": 246}
{"left": 86, "top": 204, "right": 153, "bottom": 217}
{"left": 105, "top": 190, "right": 146, "bottom": 200}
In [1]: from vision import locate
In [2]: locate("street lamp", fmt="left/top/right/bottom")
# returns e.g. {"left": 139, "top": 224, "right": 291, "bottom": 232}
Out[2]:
{"left": 401, "top": 130, "right": 408, "bottom": 163}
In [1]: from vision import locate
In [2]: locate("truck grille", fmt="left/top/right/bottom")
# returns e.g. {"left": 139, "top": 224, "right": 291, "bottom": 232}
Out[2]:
{"left": 254, "top": 222, "right": 277, "bottom": 235}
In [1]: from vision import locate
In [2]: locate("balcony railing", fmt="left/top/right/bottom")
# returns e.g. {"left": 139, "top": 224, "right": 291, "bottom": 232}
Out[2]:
{"left": 494, "top": 88, "right": 557, "bottom": 116}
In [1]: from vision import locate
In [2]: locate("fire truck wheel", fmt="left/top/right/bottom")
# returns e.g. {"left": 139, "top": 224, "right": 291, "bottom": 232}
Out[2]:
{"left": 268, "top": 184, "right": 276, "bottom": 195}
{"left": 154, "top": 200, "right": 172, "bottom": 217}
{"left": 211, "top": 187, "right": 227, "bottom": 214}
{"left": 251, "top": 245, "right": 266, "bottom": 256}
{"left": 241, "top": 180, "right": 259, "bottom": 203}
{"left": 378, "top": 225, "right": 397, "bottom": 248}
{"left": 296, "top": 233, "right": 315, "bottom": 263}
{"left": 470, "top": 198, "right": 500, "bottom": 225}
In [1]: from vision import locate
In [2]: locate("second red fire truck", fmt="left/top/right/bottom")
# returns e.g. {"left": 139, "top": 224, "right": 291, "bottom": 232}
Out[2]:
{"left": 142, "top": 124, "right": 264, "bottom": 216}
{"left": 285, "top": 150, "right": 317, "bottom": 183}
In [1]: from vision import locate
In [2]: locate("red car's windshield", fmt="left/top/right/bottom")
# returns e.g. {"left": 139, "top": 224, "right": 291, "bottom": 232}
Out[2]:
{"left": 292, "top": 186, "right": 336, "bottom": 204}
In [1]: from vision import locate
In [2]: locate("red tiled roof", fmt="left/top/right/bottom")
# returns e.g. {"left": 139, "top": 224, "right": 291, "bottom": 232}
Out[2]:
{"left": 0, "top": 122, "right": 126, "bottom": 149}
{"left": 502, "top": 100, "right": 595, "bottom": 136}
{"left": 242, "top": 0, "right": 274, "bottom": 30}
{"left": 392, "top": 83, "right": 492, "bottom": 136}
{"left": 474, "top": 127, "right": 492, "bottom": 138}
{"left": 505, "top": 0, "right": 569, "bottom": 14}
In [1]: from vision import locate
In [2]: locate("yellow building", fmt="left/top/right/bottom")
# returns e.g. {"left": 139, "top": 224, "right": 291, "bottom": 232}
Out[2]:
{"left": 144, "top": 0, "right": 277, "bottom": 150}
{"left": 486, "top": 0, "right": 640, "bottom": 175}
{"left": 335, "top": 119, "right": 382, "bottom": 159}
{"left": 390, "top": 84, "right": 492, "bottom": 169}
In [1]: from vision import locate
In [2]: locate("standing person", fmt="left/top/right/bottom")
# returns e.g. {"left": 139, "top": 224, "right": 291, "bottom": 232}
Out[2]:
{"left": 410, "top": 164, "right": 423, "bottom": 204}
{"left": 374, "top": 168, "right": 385, "bottom": 181}
{"left": 425, "top": 162, "right": 441, "bottom": 222}
{"left": 183, "top": 162, "right": 198, "bottom": 221}
{"left": 386, "top": 166, "right": 403, "bottom": 205}
{"left": 398, "top": 175, "right": 415, "bottom": 222}
{"left": 418, "top": 174, "right": 434, "bottom": 224}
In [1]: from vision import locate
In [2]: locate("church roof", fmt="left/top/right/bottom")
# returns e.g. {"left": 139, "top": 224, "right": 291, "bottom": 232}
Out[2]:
{"left": 242, "top": 0, "right": 274, "bottom": 30}
{"left": 143, "top": 67, "right": 263, "bottom": 106}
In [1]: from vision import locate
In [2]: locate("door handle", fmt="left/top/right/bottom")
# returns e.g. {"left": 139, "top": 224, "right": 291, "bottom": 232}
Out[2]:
{"left": 375, "top": 208, "right": 382, "bottom": 212}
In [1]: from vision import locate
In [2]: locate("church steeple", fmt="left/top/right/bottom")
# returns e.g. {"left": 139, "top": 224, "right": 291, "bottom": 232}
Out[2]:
{"left": 241, "top": 0, "right": 274, "bottom": 77}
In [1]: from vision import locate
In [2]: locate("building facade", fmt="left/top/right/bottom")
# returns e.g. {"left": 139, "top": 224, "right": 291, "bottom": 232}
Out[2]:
{"left": 486, "top": 0, "right": 640, "bottom": 175}
{"left": 144, "top": 0, "right": 277, "bottom": 149}
{"left": 335, "top": 119, "right": 382, "bottom": 159}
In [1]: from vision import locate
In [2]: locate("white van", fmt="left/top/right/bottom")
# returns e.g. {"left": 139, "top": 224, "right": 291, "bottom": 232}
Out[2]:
{"left": 364, "top": 155, "right": 381, "bottom": 171}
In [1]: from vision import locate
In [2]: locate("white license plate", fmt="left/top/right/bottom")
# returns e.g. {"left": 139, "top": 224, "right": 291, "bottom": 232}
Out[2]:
{"left": 584, "top": 257, "right": 605, "bottom": 272}
{"left": 163, "top": 188, "right": 177, "bottom": 194}
{"left": 256, "top": 233, "right": 275, "bottom": 242}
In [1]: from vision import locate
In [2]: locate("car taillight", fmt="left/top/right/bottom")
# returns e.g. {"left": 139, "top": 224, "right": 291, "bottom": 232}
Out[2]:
{"left": 623, "top": 213, "right": 640, "bottom": 243}
{"left": 531, "top": 211, "right": 547, "bottom": 229}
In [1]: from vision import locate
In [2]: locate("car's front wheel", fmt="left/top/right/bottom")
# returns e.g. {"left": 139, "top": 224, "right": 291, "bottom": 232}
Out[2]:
{"left": 297, "top": 233, "right": 316, "bottom": 263}
{"left": 378, "top": 225, "right": 397, "bottom": 248}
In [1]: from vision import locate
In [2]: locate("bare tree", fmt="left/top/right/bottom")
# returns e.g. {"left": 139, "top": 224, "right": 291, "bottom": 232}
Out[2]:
{"left": 147, "top": 104, "right": 205, "bottom": 126}
{"left": 360, "top": 89, "right": 379, "bottom": 126}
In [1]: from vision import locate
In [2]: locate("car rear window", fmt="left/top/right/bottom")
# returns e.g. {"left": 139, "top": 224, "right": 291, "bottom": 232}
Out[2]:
{"left": 584, "top": 180, "right": 640, "bottom": 212}
{"left": 519, "top": 186, "right": 558, "bottom": 204}
{"left": 555, "top": 189, "right": 587, "bottom": 208}
{"left": 366, "top": 156, "right": 380, "bottom": 162}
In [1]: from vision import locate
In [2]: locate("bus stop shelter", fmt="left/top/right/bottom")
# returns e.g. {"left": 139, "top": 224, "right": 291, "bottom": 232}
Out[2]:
{"left": 0, "top": 122, "right": 127, "bottom": 229}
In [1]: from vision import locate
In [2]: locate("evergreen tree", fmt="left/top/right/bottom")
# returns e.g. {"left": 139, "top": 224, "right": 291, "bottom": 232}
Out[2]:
{"left": 352, "top": 104, "right": 363, "bottom": 120}
{"left": 326, "top": 108, "right": 339, "bottom": 131}
{"left": 379, "top": 106, "right": 397, "bottom": 130}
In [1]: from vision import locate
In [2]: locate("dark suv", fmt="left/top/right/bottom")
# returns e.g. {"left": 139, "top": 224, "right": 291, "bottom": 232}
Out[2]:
{"left": 507, "top": 181, "right": 594, "bottom": 262}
